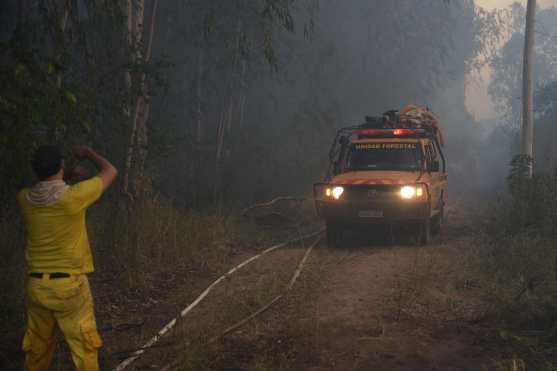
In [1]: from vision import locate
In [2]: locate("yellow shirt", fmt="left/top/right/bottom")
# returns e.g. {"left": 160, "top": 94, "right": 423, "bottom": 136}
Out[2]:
{"left": 18, "top": 177, "right": 103, "bottom": 274}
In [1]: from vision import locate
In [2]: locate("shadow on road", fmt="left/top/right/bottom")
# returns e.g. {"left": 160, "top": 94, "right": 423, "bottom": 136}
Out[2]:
{"left": 333, "top": 224, "right": 435, "bottom": 250}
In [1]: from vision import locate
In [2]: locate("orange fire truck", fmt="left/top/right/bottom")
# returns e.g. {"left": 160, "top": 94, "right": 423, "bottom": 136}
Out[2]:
{"left": 314, "top": 105, "right": 448, "bottom": 246}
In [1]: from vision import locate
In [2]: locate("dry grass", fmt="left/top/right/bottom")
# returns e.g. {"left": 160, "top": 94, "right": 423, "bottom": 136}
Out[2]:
{"left": 407, "top": 167, "right": 557, "bottom": 370}
{"left": 0, "top": 195, "right": 316, "bottom": 370}
{"left": 0, "top": 203, "right": 27, "bottom": 369}
{"left": 377, "top": 234, "right": 552, "bottom": 371}
{"left": 448, "top": 185, "right": 557, "bottom": 370}
{"left": 90, "top": 198, "right": 237, "bottom": 291}
{"left": 454, "top": 233, "right": 557, "bottom": 370}
{"left": 126, "top": 243, "right": 319, "bottom": 371}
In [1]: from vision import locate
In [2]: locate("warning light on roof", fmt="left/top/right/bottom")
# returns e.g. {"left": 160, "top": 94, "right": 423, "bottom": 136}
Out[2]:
{"left": 393, "top": 129, "right": 414, "bottom": 136}
{"left": 355, "top": 128, "right": 424, "bottom": 138}
{"left": 355, "top": 129, "right": 385, "bottom": 137}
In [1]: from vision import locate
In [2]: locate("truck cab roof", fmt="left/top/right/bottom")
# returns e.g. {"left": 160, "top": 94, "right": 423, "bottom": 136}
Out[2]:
{"left": 326, "top": 114, "right": 446, "bottom": 181}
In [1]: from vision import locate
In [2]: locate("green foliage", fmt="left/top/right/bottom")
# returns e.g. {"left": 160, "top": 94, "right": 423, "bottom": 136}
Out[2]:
{"left": 458, "top": 160, "right": 557, "bottom": 369}
{"left": 154, "top": 0, "right": 488, "bottom": 208}
{"left": 504, "top": 155, "right": 557, "bottom": 237}
{"left": 0, "top": 42, "right": 92, "bottom": 194}
{"left": 536, "top": 80, "right": 557, "bottom": 118}
{"left": 533, "top": 80, "right": 557, "bottom": 172}
{"left": 0, "top": 1, "right": 158, "bottom": 200}
{"left": 470, "top": 5, "right": 507, "bottom": 71}
{"left": 507, "top": 155, "right": 533, "bottom": 197}
{"left": 489, "top": 5, "right": 557, "bottom": 127}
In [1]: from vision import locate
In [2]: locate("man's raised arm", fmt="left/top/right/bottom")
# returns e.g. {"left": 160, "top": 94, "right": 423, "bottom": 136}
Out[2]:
{"left": 74, "top": 146, "right": 118, "bottom": 191}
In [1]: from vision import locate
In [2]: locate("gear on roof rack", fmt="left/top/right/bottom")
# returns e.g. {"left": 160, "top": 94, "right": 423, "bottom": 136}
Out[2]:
{"left": 326, "top": 105, "right": 444, "bottom": 179}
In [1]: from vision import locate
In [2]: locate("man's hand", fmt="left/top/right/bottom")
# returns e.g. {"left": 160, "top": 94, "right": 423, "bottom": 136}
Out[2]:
{"left": 65, "top": 165, "right": 90, "bottom": 183}
{"left": 73, "top": 145, "right": 92, "bottom": 159}
{"left": 72, "top": 145, "right": 118, "bottom": 191}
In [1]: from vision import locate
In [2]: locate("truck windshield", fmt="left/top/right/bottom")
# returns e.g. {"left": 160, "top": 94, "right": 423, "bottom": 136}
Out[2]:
{"left": 346, "top": 142, "right": 422, "bottom": 171}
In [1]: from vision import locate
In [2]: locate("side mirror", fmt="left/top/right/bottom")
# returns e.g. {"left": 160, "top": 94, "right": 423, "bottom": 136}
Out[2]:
{"left": 430, "top": 160, "right": 440, "bottom": 172}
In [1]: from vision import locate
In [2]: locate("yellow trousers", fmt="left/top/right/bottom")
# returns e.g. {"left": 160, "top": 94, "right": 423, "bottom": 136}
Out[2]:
{"left": 23, "top": 274, "right": 102, "bottom": 371}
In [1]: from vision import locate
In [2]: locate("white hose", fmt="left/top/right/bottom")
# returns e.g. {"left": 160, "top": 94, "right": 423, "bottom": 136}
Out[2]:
{"left": 160, "top": 235, "right": 322, "bottom": 371}
{"left": 112, "top": 229, "right": 323, "bottom": 371}
{"left": 213, "top": 235, "right": 321, "bottom": 341}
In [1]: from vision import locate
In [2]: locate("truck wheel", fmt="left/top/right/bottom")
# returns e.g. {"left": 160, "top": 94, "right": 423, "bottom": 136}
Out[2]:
{"left": 431, "top": 204, "right": 444, "bottom": 235}
{"left": 326, "top": 223, "right": 343, "bottom": 248}
{"left": 417, "top": 218, "right": 430, "bottom": 246}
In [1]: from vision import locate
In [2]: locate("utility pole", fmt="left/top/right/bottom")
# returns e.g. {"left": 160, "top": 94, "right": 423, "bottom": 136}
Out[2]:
{"left": 522, "top": 0, "right": 536, "bottom": 177}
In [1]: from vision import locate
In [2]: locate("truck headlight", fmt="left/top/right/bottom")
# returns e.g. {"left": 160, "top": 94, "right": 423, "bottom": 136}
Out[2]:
{"left": 326, "top": 186, "right": 344, "bottom": 200}
{"left": 400, "top": 185, "right": 425, "bottom": 199}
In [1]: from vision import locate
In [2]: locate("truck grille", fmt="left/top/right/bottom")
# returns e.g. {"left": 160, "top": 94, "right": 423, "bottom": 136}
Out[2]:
{"left": 343, "top": 184, "right": 400, "bottom": 203}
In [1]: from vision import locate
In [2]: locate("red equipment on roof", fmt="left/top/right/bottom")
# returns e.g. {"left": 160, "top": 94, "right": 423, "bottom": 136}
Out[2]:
{"left": 397, "top": 105, "right": 444, "bottom": 146}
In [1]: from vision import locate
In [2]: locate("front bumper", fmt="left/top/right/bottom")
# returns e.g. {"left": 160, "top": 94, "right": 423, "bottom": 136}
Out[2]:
{"left": 315, "top": 199, "right": 429, "bottom": 225}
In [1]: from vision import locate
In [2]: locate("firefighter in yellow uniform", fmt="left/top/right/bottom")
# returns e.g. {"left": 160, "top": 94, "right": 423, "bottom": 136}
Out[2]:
{"left": 18, "top": 145, "right": 118, "bottom": 371}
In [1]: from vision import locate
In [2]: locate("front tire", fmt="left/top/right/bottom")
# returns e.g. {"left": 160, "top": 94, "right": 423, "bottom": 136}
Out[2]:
{"left": 417, "top": 218, "right": 430, "bottom": 246}
{"left": 431, "top": 203, "right": 444, "bottom": 235}
{"left": 326, "top": 222, "right": 343, "bottom": 248}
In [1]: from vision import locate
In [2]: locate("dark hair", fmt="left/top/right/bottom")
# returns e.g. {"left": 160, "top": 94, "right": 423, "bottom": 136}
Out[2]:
{"left": 32, "top": 145, "right": 63, "bottom": 180}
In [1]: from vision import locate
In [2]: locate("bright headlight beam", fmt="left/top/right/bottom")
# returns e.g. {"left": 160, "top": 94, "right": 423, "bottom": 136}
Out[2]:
{"left": 332, "top": 186, "right": 344, "bottom": 200}
{"left": 400, "top": 186, "right": 416, "bottom": 199}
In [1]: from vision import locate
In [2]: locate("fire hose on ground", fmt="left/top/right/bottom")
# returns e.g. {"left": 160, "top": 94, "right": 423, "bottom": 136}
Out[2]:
{"left": 112, "top": 229, "right": 324, "bottom": 371}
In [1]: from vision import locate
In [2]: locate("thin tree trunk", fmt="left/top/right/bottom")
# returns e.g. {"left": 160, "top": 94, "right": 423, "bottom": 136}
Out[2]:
{"left": 46, "top": 0, "right": 72, "bottom": 141}
{"left": 214, "top": 105, "right": 227, "bottom": 209}
{"left": 196, "top": 50, "right": 204, "bottom": 144}
{"left": 122, "top": 0, "right": 159, "bottom": 197}
{"left": 214, "top": 20, "right": 243, "bottom": 209}
{"left": 16, "top": 0, "right": 24, "bottom": 29}
{"left": 238, "top": 59, "right": 247, "bottom": 129}
{"left": 122, "top": 0, "right": 134, "bottom": 196}
{"left": 55, "top": 0, "right": 71, "bottom": 89}
{"left": 193, "top": 48, "right": 204, "bottom": 206}
{"left": 122, "top": 0, "right": 145, "bottom": 196}
{"left": 522, "top": 0, "right": 536, "bottom": 177}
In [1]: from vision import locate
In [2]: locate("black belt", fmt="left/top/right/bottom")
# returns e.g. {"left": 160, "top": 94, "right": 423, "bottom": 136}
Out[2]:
{"left": 29, "top": 272, "right": 71, "bottom": 279}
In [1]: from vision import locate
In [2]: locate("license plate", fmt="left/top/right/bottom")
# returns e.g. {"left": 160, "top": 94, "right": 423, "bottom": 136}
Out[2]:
{"left": 358, "top": 210, "right": 383, "bottom": 218}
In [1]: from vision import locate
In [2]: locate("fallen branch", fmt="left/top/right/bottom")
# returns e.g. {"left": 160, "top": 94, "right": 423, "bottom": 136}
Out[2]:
{"left": 241, "top": 196, "right": 306, "bottom": 217}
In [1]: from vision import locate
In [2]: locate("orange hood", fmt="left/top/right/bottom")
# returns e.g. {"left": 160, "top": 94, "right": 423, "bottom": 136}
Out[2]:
{"left": 331, "top": 171, "right": 423, "bottom": 185}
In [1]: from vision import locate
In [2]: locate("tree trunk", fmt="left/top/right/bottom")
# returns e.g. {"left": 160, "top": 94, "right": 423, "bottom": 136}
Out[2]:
{"left": 122, "top": 0, "right": 159, "bottom": 198}
{"left": 193, "top": 48, "right": 205, "bottom": 206}
{"left": 122, "top": 0, "right": 134, "bottom": 196}
{"left": 214, "top": 20, "right": 244, "bottom": 209}
{"left": 56, "top": 0, "right": 71, "bottom": 89}
{"left": 522, "top": 0, "right": 536, "bottom": 177}
{"left": 45, "top": 0, "right": 72, "bottom": 141}
{"left": 196, "top": 50, "right": 204, "bottom": 145}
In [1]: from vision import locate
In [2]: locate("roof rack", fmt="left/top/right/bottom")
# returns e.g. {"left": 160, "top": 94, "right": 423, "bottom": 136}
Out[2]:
{"left": 325, "top": 107, "right": 444, "bottom": 179}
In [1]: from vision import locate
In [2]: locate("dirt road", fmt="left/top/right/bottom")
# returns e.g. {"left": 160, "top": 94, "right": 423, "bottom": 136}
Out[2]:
{"left": 296, "top": 234, "right": 491, "bottom": 371}
{"left": 120, "top": 206, "right": 503, "bottom": 371}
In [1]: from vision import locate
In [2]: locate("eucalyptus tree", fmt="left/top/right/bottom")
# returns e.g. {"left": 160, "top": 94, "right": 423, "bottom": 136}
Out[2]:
{"left": 149, "top": 0, "right": 499, "bottom": 206}
{"left": 0, "top": 0, "right": 303, "bottom": 201}
{"left": 0, "top": 0, "right": 502, "bottom": 206}
{"left": 490, "top": 5, "right": 557, "bottom": 127}
{"left": 522, "top": 0, "right": 536, "bottom": 177}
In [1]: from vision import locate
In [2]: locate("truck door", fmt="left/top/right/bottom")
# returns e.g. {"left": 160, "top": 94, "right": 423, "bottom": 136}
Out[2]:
{"left": 426, "top": 141, "right": 447, "bottom": 214}
{"left": 433, "top": 139, "right": 448, "bottom": 209}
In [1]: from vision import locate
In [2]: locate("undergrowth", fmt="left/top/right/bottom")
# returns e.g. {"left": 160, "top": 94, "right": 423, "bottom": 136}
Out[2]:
{"left": 462, "top": 155, "right": 557, "bottom": 370}
{"left": 0, "top": 195, "right": 278, "bottom": 370}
